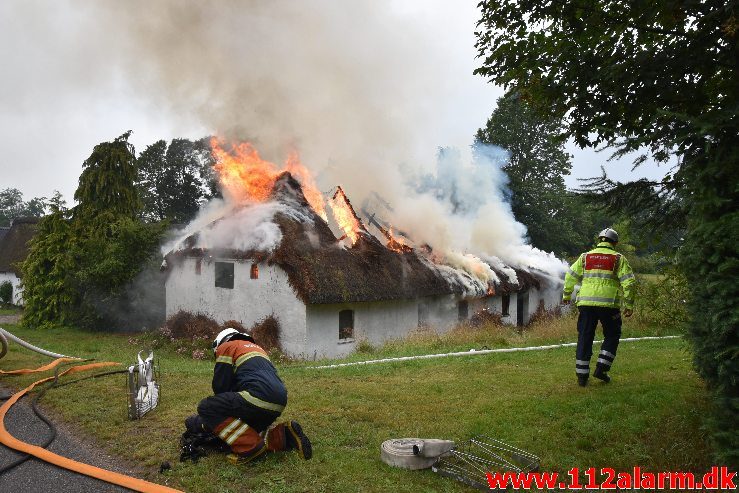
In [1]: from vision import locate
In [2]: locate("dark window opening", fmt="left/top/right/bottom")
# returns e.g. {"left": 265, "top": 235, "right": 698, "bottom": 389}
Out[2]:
{"left": 339, "top": 309, "right": 354, "bottom": 340}
{"left": 458, "top": 300, "right": 469, "bottom": 321}
{"left": 501, "top": 294, "right": 510, "bottom": 317}
{"left": 215, "top": 262, "right": 234, "bottom": 289}
{"left": 418, "top": 302, "right": 429, "bottom": 327}
{"left": 250, "top": 263, "right": 259, "bottom": 279}
{"left": 195, "top": 258, "right": 202, "bottom": 275}
{"left": 517, "top": 291, "right": 529, "bottom": 327}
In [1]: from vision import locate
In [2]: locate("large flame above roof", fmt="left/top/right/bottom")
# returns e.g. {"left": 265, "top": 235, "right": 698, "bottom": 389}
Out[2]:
{"left": 211, "top": 137, "right": 327, "bottom": 221}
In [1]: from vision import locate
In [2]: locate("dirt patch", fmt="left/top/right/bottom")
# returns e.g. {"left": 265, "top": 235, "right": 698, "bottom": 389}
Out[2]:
{"left": 0, "top": 314, "right": 21, "bottom": 324}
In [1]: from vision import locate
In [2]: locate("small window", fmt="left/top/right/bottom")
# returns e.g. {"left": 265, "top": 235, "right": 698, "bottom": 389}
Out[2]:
{"left": 215, "top": 262, "right": 234, "bottom": 289}
{"left": 195, "top": 258, "right": 202, "bottom": 275}
{"left": 339, "top": 309, "right": 354, "bottom": 340}
{"left": 250, "top": 263, "right": 259, "bottom": 279}
{"left": 502, "top": 294, "right": 510, "bottom": 317}
{"left": 458, "top": 300, "right": 469, "bottom": 321}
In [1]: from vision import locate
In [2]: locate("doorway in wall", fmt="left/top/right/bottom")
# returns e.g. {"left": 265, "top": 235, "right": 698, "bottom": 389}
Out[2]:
{"left": 516, "top": 291, "right": 529, "bottom": 327}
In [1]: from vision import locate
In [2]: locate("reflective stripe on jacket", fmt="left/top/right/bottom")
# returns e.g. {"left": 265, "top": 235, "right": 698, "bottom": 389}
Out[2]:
{"left": 212, "top": 340, "right": 287, "bottom": 411}
{"left": 562, "top": 242, "right": 636, "bottom": 310}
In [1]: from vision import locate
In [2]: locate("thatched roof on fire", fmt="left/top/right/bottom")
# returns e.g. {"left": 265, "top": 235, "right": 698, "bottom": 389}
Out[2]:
{"left": 0, "top": 217, "right": 39, "bottom": 276}
{"left": 165, "top": 173, "right": 540, "bottom": 304}
{"left": 493, "top": 266, "right": 541, "bottom": 294}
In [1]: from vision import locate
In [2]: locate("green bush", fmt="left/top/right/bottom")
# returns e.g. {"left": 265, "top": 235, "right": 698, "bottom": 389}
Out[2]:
{"left": 0, "top": 281, "right": 12, "bottom": 305}
{"left": 635, "top": 268, "right": 689, "bottom": 330}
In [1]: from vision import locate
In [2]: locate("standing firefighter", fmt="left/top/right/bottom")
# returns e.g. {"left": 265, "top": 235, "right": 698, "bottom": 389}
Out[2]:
{"left": 562, "top": 228, "right": 636, "bottom": 386}
{"left": 183, "top": 328, "right": 312, "bottom": 462}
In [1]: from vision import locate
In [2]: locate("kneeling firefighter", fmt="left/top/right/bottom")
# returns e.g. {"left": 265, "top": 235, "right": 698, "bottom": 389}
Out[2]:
{"left": 183, "top": 328, "right": 312, "bottom": 462}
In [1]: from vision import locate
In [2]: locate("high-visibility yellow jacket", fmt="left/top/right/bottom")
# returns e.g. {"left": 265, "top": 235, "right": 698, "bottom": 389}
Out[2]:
{"left": 563, "top": 242, "right": 636, "bottom": 310}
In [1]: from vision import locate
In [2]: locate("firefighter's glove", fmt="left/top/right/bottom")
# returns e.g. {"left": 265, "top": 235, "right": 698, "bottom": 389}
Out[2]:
{"left": 623, "top": 308, "right": 633, "bottom": 317}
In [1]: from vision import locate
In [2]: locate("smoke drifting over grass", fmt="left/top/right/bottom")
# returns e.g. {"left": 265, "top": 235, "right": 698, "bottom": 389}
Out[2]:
{"left": 82, "top": 1, "right": 564, "bottom": 280}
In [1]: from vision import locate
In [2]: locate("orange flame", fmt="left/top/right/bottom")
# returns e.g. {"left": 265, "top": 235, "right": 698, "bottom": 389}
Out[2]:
{"left": 385, "top": 226, "right": 413, "bottom": 253}
{"left": 329, "top": 186, "right": 363, "bottom": 245}
{"left": 285, "top": 150, "right": 327, "bottom": 221}
{"left": 210, "top": 137, "right": 327, "bottom": 220}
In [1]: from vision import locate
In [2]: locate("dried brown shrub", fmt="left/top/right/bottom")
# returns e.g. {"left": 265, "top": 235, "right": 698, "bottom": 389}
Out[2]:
{"left": 221, "top": 320, "right": 246, "bottom": 332}
{"left": 249, "top": 315, "right": 281, "bottom": 353}
{"left": 527, "top": 301, "right": 561, "bottom": 327}
{"left": 164, "top": 310, "right": 221, "bottom": 340}
{"left": 468, "top": 307, "right": 503, "bottom": 328}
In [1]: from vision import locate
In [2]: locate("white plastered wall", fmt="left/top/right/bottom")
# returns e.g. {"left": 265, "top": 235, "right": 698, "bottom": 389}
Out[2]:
{"left": 305, "top": 294, "right": 466, "bottom": 359}
{"left": 526, "top": 283, "right": 565, "bottom": 322}
{"left": 165, "top": 257, "right": 307, "bottom": 356}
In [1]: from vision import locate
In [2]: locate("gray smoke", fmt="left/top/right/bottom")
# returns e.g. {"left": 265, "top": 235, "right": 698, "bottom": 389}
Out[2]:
{"left": 19, "top": 1, "right": 564, "bottom": 280}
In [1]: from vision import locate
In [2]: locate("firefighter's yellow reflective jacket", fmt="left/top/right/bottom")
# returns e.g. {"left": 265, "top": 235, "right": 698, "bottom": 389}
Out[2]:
{"left": 563, "top": 242, "right": 636, "bottom": 310}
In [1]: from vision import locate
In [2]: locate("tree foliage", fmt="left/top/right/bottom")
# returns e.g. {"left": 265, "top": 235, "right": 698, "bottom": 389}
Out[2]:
{"left": 576, "top": 171, "right": 686, "bottom": 246}
{"left": 74, "top": 131, "right": 140, "bottom": 221}
{"left": 21, "top": 210, "right": 79, "bottom": 328}
{"left": 475, "top": 92, "right": 591, "bottom": 255}
{"left": 0, "top": 188, "right": 65, "bottom": 227}
{"left": 0, "top": 281, "right": 12, "bottom": 305}
{"left": 475, "top": 0, "right": 737, "bottom": 464}
{"left": 22, "top": 132, "right": 166, "bottom": 330}
{"left": 136, "top": 137, "right": 216, "bottom": 223}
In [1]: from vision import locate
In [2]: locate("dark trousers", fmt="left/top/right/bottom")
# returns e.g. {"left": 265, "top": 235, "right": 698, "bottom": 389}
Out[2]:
{"left": 575, "top": 306, "right": 622, "bottom": 377}
{"left": 185, "top": 392, "right": 289, "bottom": 460}
{"left": 195, "top": 392, "right": 280, "bottom": 433}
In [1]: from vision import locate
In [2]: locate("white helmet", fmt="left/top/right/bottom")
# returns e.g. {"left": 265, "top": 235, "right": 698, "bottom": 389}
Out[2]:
{"left": 598, "top": 228, "right": 619, "bottom": 243}
{"left": 212, "top": 327, "right": 253, "bottom": 354}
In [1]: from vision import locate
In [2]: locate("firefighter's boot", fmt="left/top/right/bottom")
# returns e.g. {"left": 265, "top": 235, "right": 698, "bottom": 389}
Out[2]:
{"left": 593, "top": 364, "right": 611, "bottom": 383}
{"left": 577, "top": 374, "right": 588, "bottom": 387}
{"left": 285, "top": 421, "right": 313, "bottom": 460}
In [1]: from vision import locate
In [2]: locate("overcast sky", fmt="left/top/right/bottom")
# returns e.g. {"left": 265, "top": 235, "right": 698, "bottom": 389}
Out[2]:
{"left": 0, "top": 1, "right": 668, "bottom": 204}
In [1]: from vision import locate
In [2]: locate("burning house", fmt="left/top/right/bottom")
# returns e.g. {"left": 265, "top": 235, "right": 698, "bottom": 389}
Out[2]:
{"left": 162, "top": 143, "right": 563, "bottom": 358}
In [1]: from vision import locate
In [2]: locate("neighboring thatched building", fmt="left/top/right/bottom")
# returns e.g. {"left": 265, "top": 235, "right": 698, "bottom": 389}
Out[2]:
{"left": 162, "top": 173, "right": 562, "bottom": 359}
{"left": 0, "top": 217, "right": 39, "bottom": 305}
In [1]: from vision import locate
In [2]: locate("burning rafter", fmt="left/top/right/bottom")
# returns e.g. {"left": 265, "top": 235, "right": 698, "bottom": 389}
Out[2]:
{"left": 328, "top": 186, "right": 368, "bottom": 245}
{"left": 363, "top": 209, "right": 413, "bottom": 253}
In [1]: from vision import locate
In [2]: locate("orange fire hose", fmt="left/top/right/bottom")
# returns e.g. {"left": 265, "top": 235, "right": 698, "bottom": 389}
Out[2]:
{"left": 0, "top": 361, "right": 184, "bottom": 493}
{"left": 0, "top": 357, "right": 81, "bottom": 375}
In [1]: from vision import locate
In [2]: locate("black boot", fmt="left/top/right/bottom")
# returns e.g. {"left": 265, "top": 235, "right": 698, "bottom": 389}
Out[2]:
{"left": 286, "top": 421, "right": 313, "bottom": 460}
{"left": 577, "top": 374, "right": 589, "bottom": 387}
{"left": 593, "top": 365, "right": 611, "bottom": 383}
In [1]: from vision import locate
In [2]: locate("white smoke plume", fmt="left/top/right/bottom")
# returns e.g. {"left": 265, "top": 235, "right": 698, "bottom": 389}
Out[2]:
{"left": 66, "top": 0, "right": 564, "bottom": 281}
{"left": 162, "top": 192, "right": 314, "bottom": 255}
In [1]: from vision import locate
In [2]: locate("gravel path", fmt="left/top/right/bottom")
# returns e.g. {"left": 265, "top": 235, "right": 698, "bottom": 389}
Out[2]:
{"left": 0, "top": 384, "right": 148, "bottom": 493}
{"left": 0, "top": 314, "right": 22, "bottom": 325}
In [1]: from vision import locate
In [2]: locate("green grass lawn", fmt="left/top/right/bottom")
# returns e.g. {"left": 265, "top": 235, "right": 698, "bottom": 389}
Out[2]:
{"left": 0, "top": 305, "right": 22, "bottom": 316}
{"left": 0, "top": 316, "right": 712, "bottom": 493}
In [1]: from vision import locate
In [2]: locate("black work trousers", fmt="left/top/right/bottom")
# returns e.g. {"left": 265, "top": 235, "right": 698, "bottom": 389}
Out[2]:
{"left": 575, "top": 306, "right": 622, "bottom": 377}
{"left": 195, "top": 391, "right": 280, "bottom": 433}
